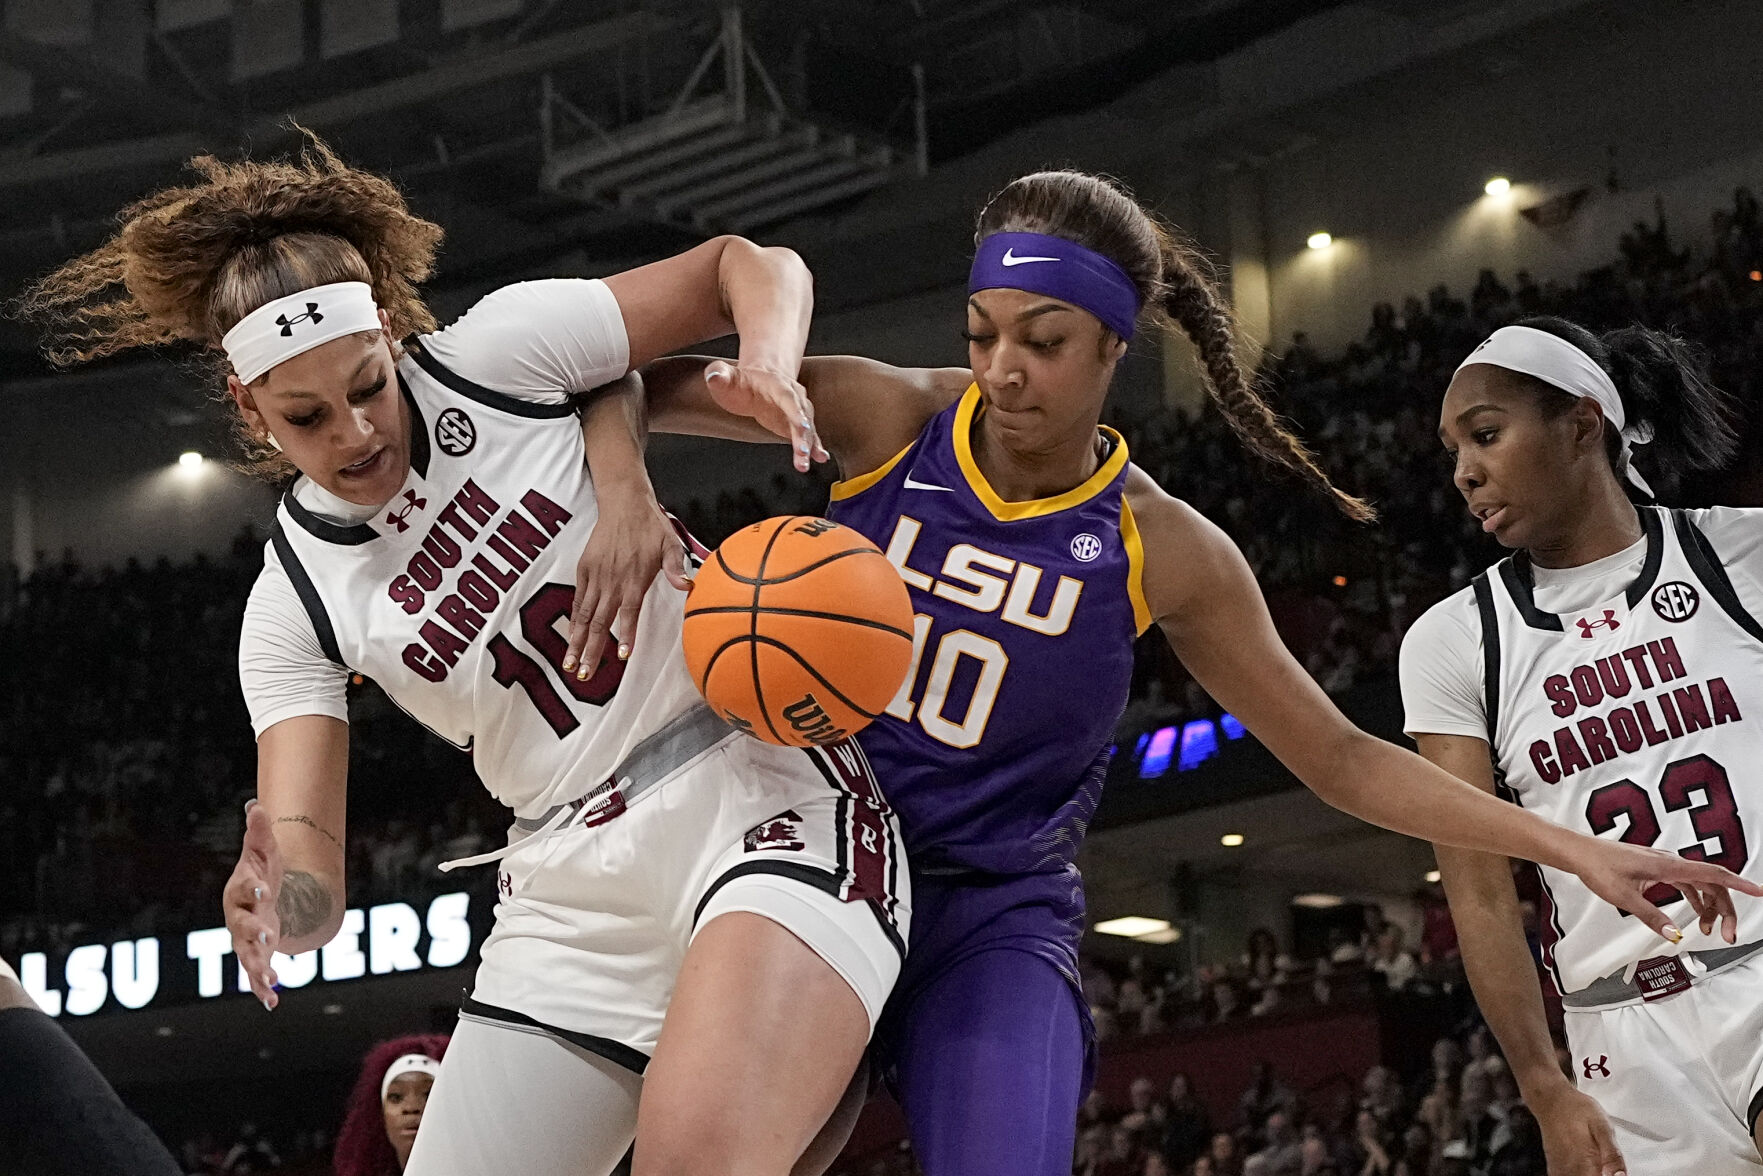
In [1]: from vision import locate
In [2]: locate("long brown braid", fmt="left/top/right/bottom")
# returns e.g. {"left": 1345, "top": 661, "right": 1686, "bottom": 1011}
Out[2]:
{"left": 975, "top": 170, "right": 1375, "bottom": 521}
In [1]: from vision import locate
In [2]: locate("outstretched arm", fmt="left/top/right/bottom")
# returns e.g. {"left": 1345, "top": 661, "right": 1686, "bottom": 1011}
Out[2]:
{"left": 602, "top": 236, "right": 825, "bottom": 470}
{"left": 223, "top": 715, "right": 349, "bottom": 1010}
{"left": 1133, "top": 477, "right": 1756, "bottom": 936}
{"left": 564, "top": 357, "right": 967, "bottom": 676}
{"left": 1420, "top": 734, "right": 1628, "bottom": 1176}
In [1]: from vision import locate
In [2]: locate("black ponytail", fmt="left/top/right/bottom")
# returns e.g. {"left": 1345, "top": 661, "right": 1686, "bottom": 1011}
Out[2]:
{"left": 1515, "top": 315, "right": 1738, "bottom": 485}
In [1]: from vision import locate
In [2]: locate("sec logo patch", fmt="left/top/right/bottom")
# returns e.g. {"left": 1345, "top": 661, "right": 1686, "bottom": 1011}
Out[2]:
{"left": 1651, "top": 581, "right": 1699, "bottom": 622}
{"left": 435, "top": 407, "right": 477, "bottom": 457}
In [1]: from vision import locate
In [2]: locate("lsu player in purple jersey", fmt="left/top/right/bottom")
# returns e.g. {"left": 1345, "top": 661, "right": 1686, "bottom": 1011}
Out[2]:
{"left": 1407, "top": 319, "right": 1763, "bottom": 1176}
{"left": 571, "top": 172, "right": 1758, "bottom": 1176}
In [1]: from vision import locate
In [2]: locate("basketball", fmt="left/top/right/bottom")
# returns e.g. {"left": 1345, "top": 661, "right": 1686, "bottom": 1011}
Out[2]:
{"left": 683, "top": 516, "right": 915, "bottom": 746}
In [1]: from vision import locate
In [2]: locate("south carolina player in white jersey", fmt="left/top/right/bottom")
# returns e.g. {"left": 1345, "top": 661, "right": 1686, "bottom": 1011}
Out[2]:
{"left": 1404, "top": 316, "right": 1763, "bottom": 1175}
{"left": 20, "top": 133, "right": 905, "bottom": 1176}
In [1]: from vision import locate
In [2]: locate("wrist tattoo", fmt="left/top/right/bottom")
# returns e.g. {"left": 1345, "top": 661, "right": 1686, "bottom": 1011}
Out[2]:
{"left": 275, "top": 814, "right": 342, "bottom": 852}
{"left": 277, "top": 870, "right": 335, "bottom": 940}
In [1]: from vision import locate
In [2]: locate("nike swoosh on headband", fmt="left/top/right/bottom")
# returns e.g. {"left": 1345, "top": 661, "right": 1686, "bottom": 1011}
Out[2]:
{"left": 902, "top": 474, "right": 954, "bottom": 492}
{"left": 1000, "top": 249, "right": 1060, "bottom": 266}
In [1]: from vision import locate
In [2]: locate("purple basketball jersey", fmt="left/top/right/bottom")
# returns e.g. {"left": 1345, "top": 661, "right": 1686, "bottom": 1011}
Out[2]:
{"left": 826, "top": 385, "right": 1149, "bottom": 873}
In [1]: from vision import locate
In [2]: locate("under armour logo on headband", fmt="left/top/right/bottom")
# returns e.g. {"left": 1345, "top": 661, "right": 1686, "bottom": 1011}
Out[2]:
{"left": 223, "top": 281, "right": 380, "bottom": 384}
{"left": 275, "top": 304, "right": 323, "bottom": 336}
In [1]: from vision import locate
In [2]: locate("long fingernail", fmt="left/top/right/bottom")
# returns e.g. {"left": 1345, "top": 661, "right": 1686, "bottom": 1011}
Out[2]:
{"left": 562, "top": 654, "right": 577, "bottom": 672}
{"left": 617, "top": 643, "right": 631, "bottom": 661}
{"left": 253, "top": 886, "right": 263, "bottom": 902}
{"left": 262, "top": 998, "right": 274, "bottom": 1011}
{"left": 1664, "top": 924, "right": 1683, "bottom": 942}
{"left": 244, "top": 798, "right": 258, "bottom": 813}
{"left": 258, "top": 931, "right": 268, "bottom": 945}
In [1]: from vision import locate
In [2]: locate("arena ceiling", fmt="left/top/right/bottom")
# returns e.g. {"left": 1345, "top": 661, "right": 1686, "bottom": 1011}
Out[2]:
{"left": 0, "top": 0, "right": 1345, "bottom": 378}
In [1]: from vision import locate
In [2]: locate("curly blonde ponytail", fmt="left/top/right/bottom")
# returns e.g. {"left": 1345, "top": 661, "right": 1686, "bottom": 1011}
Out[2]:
{"left": 18, "top": 127, "right": 444, "bottom": 477}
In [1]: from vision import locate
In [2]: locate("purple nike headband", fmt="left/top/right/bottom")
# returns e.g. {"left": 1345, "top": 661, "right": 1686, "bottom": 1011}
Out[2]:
{"left": 968, "top": 231, "right": 1144, "bottom": 342}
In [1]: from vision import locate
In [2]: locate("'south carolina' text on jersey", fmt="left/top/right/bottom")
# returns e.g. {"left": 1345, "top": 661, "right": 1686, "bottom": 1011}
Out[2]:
{"left": 1528, "top": 635, "right": 1744, "bottom": 783}
{"left": 383, "top": 477, "right": 574, "bottom": 682}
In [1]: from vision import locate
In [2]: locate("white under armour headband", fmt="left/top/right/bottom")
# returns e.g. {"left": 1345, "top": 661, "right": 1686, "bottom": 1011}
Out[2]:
{"left": 380, "top": 1053, "right": 442, "bottom": 1100}
{"left": 221, "top": 281, "right": 383, "bottom": 385}
{"left": 1456, "top": 324, "right": 1655, "bottom": 494}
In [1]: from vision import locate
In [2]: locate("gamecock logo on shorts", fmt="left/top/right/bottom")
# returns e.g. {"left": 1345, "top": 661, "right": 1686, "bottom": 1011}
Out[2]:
{"left": 745, "top": 810, "right": 806, "bottom": 853}
{"left": 435, "top": 408, "right": 477, "bottom": 457}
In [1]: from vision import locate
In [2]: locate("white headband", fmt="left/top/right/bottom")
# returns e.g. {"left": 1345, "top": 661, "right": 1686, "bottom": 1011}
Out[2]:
{"left": 1457, "top": 325, "right": 1654, "bottom": 495}
{"left": 380, "top": 1053, "right": 442, "bottom": 1100}
{"left": 222, "top": 281, "right": 383, "bottom": 385}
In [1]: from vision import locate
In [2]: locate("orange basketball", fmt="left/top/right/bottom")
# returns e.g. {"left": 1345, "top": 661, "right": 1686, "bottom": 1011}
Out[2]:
{"left": 683, "top": 516, "right": 915, "bottom": 747}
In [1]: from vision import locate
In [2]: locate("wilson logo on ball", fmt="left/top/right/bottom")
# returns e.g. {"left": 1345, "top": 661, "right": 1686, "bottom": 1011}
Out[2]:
{"left": 783, "top": 694, "right": 848, "bottom": 745}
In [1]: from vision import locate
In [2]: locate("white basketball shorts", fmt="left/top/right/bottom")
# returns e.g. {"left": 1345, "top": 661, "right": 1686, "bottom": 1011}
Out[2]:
{"left": 1565, "top": 948, "right": 1763, "bottom": 1171}
{"left": 405, "top": 732, "right": 909, "bottom": 1176}
{"left": 470, "top": 730, "right": 906, "bottom": 1061}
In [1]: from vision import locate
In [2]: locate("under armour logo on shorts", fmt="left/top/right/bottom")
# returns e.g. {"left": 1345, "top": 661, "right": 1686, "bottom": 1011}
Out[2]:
{"left": 1582, "top": 1054, "right": 1610, "bottom": 1079}
{"left": 275, "top": 304, "right": 323, "bottom": 336}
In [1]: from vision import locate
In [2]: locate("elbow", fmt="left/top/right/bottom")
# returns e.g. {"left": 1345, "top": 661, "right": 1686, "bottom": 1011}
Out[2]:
{"left": 713, "top": 236, "right": 810, "bottom": 284}
{"left": 1302, "top": 728, "right": 1376, "bottom": 813}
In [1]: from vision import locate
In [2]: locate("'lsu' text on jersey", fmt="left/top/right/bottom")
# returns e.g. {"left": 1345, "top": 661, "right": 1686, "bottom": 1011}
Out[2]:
{"left": 261, "top": 341, "right": 705, "bottom": 818}
{"left": 1471, "top": 507, "right": 1763, "bottom": 992}
{"left": 826, "top": 384, "right": 1150, "bottom": 874}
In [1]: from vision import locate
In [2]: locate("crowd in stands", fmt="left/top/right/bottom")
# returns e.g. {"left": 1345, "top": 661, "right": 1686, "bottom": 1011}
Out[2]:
{"left": 834, "top": 910, "right": 1554, "bottom": 1176}
{"left": 4, "top": 186, "right": 1762, "bottom": 1173}
{"left": 1080, "top": 896, "right": 1462, "bottom": 1045}
{"left": 1108, "top": 186, "right": 1763, "bottom": 741}
{"left": 174, "top": 1125, "right": 329, "bottom": 1176}
{"left": 7, "top": 187, "right": 1763, "bottom": 944}
{"left": 1055, "top": 1027, "right": 1552, "bottom": 1176}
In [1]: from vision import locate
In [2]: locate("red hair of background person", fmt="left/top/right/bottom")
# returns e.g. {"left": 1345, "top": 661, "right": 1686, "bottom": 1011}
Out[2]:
{"left": 333, "top": 1033, "right": 450, "bottom": 1176}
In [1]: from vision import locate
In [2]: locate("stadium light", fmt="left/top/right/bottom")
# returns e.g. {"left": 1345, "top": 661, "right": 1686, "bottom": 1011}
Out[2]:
{"left": 1306, "top": 232, "right": 1333, "bottom": 251}
{"left": 1484, "top": 176, "right": 1512, "bottom": 198}
{"left": 178, "top": 451, "right": 204, "bottom": 470}
{"left": 1220, "top": 832, "right": 1245, "bottom": 847}
{"left": 1136, "top": 926, "right": 1183, "bottom": 945}
{"left": 1094, "top": 916, "right": 1172, "bottom": 939}
{"left": 1292, "top": 893, "right": 1344, "bottom": 909}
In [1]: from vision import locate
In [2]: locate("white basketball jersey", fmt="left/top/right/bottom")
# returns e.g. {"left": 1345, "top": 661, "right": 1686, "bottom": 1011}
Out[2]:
{"left": 1477, "top": 506, "right": 1763, "bottom": 992}
{"left": 263, "top": 342, "right": 705, "bottom": 817}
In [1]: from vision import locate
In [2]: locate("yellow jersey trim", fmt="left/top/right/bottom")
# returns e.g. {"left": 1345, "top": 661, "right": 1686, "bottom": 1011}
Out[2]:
{"left": 1120, "top": 497, "right": 1153, "bottom": 635}
{"left": 951, "top": 383, "right": 1131, "bottom": 522}
{"left": 827, "top": 439, "right": 914, "bottom": 502}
